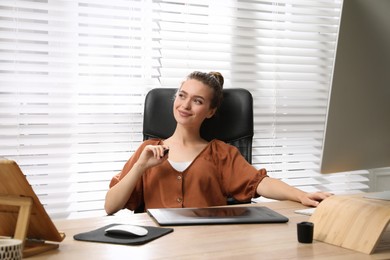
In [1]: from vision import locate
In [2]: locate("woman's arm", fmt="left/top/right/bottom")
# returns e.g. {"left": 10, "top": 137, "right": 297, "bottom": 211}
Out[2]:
{"left": 256, "top": 177, "right": 332, "bottom": 207}
{"left": 104, "top": 144, "right": 168, "bottom": 215}
{"left": 104, "top": 162, "right": 146, "bottom": 215}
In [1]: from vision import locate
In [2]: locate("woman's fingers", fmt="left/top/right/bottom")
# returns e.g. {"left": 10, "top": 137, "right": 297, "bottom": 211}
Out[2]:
{"left": 145, "top": 145, "right": 169, "bottom": 159}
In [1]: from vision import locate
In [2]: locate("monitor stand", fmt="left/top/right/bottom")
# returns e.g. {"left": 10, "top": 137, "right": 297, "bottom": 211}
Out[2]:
{"left": 309, "top": 193, "right": 390, "bottom": 254}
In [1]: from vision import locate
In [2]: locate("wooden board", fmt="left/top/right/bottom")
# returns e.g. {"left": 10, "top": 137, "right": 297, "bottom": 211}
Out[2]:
{"left": 309, "top": 194, "right": 390, "bottom": 254}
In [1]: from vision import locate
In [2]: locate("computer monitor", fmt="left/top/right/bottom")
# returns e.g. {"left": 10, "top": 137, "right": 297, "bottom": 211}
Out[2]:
{"left": 320, "top": 0, "right": 390, "bottom": 174}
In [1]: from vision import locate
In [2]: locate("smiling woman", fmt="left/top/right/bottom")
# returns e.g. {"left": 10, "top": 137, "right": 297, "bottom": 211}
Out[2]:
{"left": 104, "top": 71, "right": 332, "bottom": 215}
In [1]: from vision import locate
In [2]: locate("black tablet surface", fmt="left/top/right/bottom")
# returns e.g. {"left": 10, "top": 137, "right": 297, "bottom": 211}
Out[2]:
{"left": 147, "top": 206, "right": 289, "bottom": 226}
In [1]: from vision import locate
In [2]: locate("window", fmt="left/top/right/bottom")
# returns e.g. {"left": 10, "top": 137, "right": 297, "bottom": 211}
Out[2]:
{"left": 0, "top": 0, "right": 369, "bottom": 219}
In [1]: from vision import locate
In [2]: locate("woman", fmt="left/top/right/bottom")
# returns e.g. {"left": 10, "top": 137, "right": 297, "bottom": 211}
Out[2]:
{"left": 105, "top": 71, "right": 331, "bottom": 215}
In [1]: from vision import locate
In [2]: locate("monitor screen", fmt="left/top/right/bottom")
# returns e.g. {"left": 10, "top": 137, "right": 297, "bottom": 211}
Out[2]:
{"left": 320, "top": 0, "right": 390, "bottom": 173}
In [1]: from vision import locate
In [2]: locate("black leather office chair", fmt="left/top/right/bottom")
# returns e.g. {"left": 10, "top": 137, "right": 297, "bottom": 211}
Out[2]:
{"left": 143, "top": 88, "right": 254, "bottom": 163}
{"left": 138, "top": 88, "right": 254, "bottom": 211}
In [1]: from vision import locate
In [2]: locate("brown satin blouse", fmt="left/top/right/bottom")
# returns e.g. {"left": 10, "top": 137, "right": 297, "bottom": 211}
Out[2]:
{"left": 109, "top": 139, "right": 268, "bottom": 211}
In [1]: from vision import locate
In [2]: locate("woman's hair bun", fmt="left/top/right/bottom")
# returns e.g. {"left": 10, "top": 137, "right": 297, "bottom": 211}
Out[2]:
{"left": 208, "top": 71, "right": 224, "bottom": 88}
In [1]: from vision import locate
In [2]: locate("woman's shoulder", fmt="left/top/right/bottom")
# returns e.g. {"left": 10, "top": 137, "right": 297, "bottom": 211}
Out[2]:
{"left": 208, "top": 139, "right": 239, "bottom": 152}
{"left": 142, "top": 138, "right": 164, "bottom": 145}
{"left": 209, "top": 139, "right": 227, "bottom": 146}
{"left": 133, "top": 138, "right": 164, "bottom": 151}
{"left": 204, "top": 139, "right": 245, "bottom": 164}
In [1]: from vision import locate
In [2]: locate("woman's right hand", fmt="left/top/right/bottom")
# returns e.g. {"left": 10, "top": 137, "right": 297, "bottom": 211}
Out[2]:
{"left": 136, "top": 144, "right": 169, "bottom": 170}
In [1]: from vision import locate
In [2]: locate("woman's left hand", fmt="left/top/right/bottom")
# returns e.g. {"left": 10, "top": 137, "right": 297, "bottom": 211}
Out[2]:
{"left": 299, "top": 191, "right": 333, "bottom": 207}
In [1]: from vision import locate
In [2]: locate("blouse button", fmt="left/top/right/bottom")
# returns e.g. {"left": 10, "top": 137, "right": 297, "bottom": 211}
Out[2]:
{"left": 177, "top": 175, "right": 182, "bottom": 180}
{"left": 177, "top": 197, "right": 183, "bottom": 203}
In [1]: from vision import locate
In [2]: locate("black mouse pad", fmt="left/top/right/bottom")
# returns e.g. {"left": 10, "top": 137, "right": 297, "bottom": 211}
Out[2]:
{"left": 73, "top": 224, "right": 174, "bottom": 245}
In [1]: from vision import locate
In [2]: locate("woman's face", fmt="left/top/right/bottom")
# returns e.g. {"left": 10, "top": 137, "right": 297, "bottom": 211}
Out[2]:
{"left": 173, "top": 79, "right": 216, "bottom": 128}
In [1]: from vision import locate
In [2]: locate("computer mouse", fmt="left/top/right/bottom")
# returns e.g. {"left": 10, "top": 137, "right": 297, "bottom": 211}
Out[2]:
{"left": 104, "top": 224, "right": 148, "bottom": 237}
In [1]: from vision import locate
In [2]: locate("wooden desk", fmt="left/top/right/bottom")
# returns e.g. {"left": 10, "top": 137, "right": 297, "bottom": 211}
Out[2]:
{"left": 28, "top": 201, "right": 390, "bottom": 260}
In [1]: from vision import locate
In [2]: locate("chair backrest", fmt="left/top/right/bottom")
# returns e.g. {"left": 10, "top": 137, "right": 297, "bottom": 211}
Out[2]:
{"left": 143, "top": 88, "right": 254, "bottom": 163}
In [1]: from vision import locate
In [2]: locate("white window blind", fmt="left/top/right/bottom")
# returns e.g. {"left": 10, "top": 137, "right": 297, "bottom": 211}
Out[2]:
{"left": 1, "top": 0, "right": 369, "bottom": 219}
{"left": 0, "top": 0, "right": 159, "bottom": 219}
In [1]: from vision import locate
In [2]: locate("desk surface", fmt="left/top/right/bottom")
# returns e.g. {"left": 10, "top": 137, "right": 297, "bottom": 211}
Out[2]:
{"left": 29, "top": 201, "right": 390, "bottom": 260}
